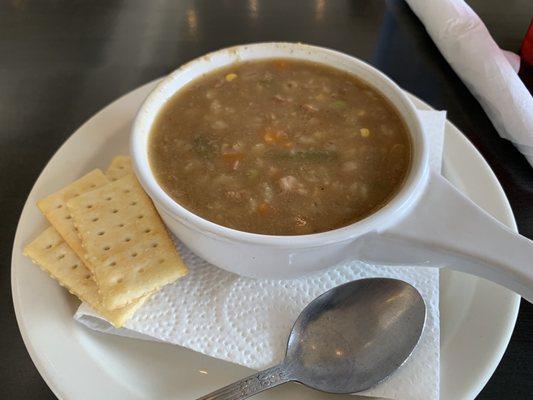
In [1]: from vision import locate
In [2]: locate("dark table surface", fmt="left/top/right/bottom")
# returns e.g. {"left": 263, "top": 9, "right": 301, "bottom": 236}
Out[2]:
{"left": 1, "top": 0, "right": 532, "bottom": 398}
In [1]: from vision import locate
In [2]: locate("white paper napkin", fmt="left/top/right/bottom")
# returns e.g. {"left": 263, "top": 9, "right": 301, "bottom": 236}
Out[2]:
{"left": 406, "top": 0, "right": 533, "bottom": 166}
{"left": 76, "top": 110, "right": 446, "bottom": 400}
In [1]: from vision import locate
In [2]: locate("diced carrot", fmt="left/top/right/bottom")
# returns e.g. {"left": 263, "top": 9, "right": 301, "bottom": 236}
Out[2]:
{"left": 263, "top": 130, "right": 286, "bottom": 144}
{"left": 264, "top": 131, "right": 277, "bottom": 144}
{"left": 221, "top": 152, "right": 244, "bottom": 169}
{"left": 258, "top": 202, "right": 274, "bottom": 216}
{"left": 221, "top": 152, "right": 244, "bottom": 161}
{"left": 283, "top": 141, "right": 294, "bottom": 149}
{"left": 263, "top": 130, "right": 292, "bottom": 147}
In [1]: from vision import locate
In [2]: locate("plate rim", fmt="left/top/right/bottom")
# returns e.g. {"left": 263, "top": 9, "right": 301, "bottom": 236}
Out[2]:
{"left": 11, "top": 80, "right": 520, "bottom": 400}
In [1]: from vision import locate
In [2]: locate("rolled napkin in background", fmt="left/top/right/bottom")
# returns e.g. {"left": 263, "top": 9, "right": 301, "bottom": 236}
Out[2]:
{"left": 406, "top": 0, "right": 533, "bottom": 166}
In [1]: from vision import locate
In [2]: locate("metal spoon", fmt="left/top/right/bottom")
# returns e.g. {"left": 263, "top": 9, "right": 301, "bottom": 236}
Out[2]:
{"left": 197, "top": 278, "right": 426, "bottom": 399}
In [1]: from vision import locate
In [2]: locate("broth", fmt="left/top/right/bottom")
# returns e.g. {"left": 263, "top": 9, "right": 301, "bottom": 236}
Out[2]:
{"left": 149, "top": 59, "right": 411, "bottom": 235}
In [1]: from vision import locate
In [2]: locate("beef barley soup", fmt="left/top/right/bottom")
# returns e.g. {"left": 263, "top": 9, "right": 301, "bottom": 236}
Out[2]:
{"left": 149, "top": 59, "right": 411, "bottom": 235}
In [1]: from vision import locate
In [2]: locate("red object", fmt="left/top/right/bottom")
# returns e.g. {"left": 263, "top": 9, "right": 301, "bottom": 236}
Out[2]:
{"left": 520, "top": 18, "right": 533, "bottom": 66}
{"left": 519, "top": 18, "right": 533, "bottom": 92}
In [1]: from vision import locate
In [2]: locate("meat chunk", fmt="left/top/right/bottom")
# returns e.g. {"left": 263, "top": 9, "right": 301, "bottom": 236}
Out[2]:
{"left": 225, "top": 190, "right": 249, "bottom": 202}
{"left": 279, "top": 176, "right": 307, "bottom": 195}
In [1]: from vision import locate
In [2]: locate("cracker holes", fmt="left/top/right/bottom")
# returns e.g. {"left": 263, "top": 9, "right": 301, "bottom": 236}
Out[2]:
{"left": 106, "top": 196, "right": 112, "bottom": 201}
{"left": 138, "top": 268, "right": 145, "bottom": 273}
{"left": 158, "top": 259, "right": 165, "bottom": 264}
{"left": 97, "top": 231, "right": 105, "bottom": 236}
{"left": 90, "top": 184, "right": 97, "bottom": 188}
{"left": 71, "top": 264, "right": 78, "bottom": 270}
{"left": 58, "top": 254, "right": 65, "bottom": 260}
{"left": 109, "top": 261, "right": 116, "bottom": 267}
{"left": 137, "top": 215, "right": 144, "bottom": 219}
{"left": 85, "top": 274, "right": 91, "bottom": 279}
{"left": 131, "top": 252, "right": 138, "bottom": 258}
{"left": 130, "top": 201, "right": 137, "bottom": 206}
{"left": 144, "top": 228, "right": 152, "bottom": 234}
{"left": 112, "top": 209, "right": 118, "bottom": 214}
{"left": 56, "top": 204, "right": 63, "bottom": 209}
{"left": 123, "top": 189, "right": 130, "bottom": 194}
{"left": 45, "top": 244, "right": 52, "bottom": 249}
{"left": 124, "top": 237, "right": 131, "bottom": 243}
{"left": 86, "top": 204, "right": 93, "bottom": 209}
{"left": 65, "top": 215, "right": 72, "bottom": 220}
{"left": 92, "top": 217, "right": 99, "bottom": 222}
{"left": 118, "top": 223, "right": 125, "bottom": 228}
{"left": 151, "top": 243, "right": 158, "bottom": 248}
{"left": 118, "top": 166, "right": 125, "bottom": 170}
{"left": 116, "top": 278, "right": 123, "bottom": 284}
{"left": 103, "top": 246, "right": 111, "bottom": 251}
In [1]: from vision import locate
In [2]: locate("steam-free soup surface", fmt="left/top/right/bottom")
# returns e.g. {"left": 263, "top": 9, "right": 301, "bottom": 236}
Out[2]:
{"left": 149, "top": 59, "right": 411, "bottom": 235}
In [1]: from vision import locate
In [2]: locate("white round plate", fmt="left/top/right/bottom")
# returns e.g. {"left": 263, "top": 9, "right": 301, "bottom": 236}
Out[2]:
{"left": 12, "top": 80, "right": 520, "bottom": 400}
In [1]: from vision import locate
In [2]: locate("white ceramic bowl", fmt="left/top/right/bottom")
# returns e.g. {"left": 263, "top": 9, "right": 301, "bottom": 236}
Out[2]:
{"left": 131, "top": 42, "right": 533, "bottom": 298}
{"left": 131, "top": 42, "right": 429, "bottom": 279}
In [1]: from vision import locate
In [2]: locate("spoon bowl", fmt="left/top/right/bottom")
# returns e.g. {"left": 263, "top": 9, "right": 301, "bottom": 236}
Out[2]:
{"left": 286, "top": 278, "right": 426, "bottom": 393}
{"left": 197, "top": 278, "right": 426, "bottom": 399}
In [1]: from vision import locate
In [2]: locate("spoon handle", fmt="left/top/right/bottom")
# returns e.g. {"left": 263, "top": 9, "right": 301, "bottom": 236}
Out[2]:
{"left": 196, "top": 364, "right": 290, "bottom": 400}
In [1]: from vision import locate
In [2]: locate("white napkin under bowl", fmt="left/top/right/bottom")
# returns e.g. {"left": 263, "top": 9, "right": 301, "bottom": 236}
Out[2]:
{"left": 76, "top": 110, "right": 446, "bottom": 400}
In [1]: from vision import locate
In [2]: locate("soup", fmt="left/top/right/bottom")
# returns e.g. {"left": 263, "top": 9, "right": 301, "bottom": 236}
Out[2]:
{"left": 149, "top": 59, "right": 411, "bottom": 235}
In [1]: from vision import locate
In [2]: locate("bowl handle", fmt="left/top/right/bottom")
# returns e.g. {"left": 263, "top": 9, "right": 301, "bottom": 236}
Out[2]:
{"left": 355, "top": 171, "right": 533, "bottom": 303}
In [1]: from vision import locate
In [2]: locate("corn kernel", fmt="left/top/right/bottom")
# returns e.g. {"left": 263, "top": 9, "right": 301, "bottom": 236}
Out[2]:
{"left": 225, "top": 73, "right": 238, "bottom": 82}
{"left": 360, "top": 128, "right": 370, "bottom": 137}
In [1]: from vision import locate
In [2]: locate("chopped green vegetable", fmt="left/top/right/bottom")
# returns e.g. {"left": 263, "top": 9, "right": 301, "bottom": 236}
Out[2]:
{"left": 266, "top": 149, "right": 338, "bottom": 162}
{"left": 193, "top": 136, "right": 217, "bottom": 159}
{"left": 331, "top": 100, "right": 346, "bottom": 109}
{"left": 259, "top": 73, "right": 274, "bottom": 86}
{"left": 246, "top": 168, "right": 260, "bottom": 179}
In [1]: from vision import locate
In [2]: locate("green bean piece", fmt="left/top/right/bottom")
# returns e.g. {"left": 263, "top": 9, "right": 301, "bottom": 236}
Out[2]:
{"left": 266, "top": 149, "right": 339, "bottom": 162}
